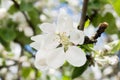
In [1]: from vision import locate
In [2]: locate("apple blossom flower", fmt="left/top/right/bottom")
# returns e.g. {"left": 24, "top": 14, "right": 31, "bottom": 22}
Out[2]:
{"left": 30, "top": 9, "right": 87, "bottom": 70}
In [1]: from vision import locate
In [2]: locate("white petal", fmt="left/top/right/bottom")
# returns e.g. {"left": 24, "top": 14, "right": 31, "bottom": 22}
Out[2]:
{"left": 47, "top": 47, "right": 65, "bottom": 69}
{"left": 39, "top": 23, "right": 56, "bottom": 34}
{"left": 30, "top": 42, "right": 41, "bottom": 50}
{"left": 43, "top": 34, "right": 60, "bottom": 49}
{"left": 70, "top": 29, "right": 85, "bottom": 45}
{"left": 31, "top": 34, "right": 44, "bottom": 42}
{"left": 30, "top": 34, "right": 45, "bottom": 50}
{"left": 31, "top": 34, "right": 60, "bottom": 50}
{"left": 66, "top": 46, "right": 87, "bottom": 67}
{"left": 34, "top": 50, "right": 49, "bottom": 70}
{"left": 57, "top": 10, "right": 73, "bottom": 35}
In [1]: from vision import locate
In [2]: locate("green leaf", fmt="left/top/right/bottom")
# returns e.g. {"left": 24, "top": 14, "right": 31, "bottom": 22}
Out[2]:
{"left": 0, "top": 37, "right": 10, "bottom": 51}
{"left": 103, "top": 13, "right": 117, "bottom": 34}
{"left": 8, "top": 4, "right": 18, "bottom": 14}
{"left": 21, "top": 67, "right": 33, "bottom": 78}
{"left": 108, "top": 0, "right": 120, "bottom": 16}
{"left": 84, "top": 19, "right": 90, "bottom": 28}
{"left": 15, "top": 31, "right": 31, "bottom": 45}
{"left": 36, "top": 71, "right": 41, "bottom": 78}
{"left": 20, "top": 0, "right": 34, "bottom": 11}
{"left": 27, "top": 10, "right": 41, "bottom": 34}
{"left": 62, "top": 75, "right": 71, "bottom": 80}
{"left": 88, "top": 0, "right": 108, "bottom": 15}
{"left": 72, "top": 61, "right": 89, "bottom": 79}
{"left": 92, "top": 12, "right": 118, "bottom": 34}
{"left": 91, "top": 14, "right": 102, "bottom": 27}
{"left": 0, "top": 28, "right": 16, "bottom": 43}
{"left": 0, "top": 19, "right": 17, "bottom": 51}
{"left": 80, "top": 44, "right": 93, "bottom": 52}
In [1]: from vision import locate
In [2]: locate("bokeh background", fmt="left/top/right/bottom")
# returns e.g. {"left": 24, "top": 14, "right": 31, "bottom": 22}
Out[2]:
{"left": 0, "top": 0, "right": 120, "bottom": 80}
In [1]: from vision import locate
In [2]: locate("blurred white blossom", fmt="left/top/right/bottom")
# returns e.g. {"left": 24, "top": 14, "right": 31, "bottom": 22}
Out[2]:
{"left": 1, "top": 0, "right": 13, "bottom": 10}
{"left": 24, "top": 26, "right": 34, "bottom": 37}
{"left": 0, "top": 8, "right": 7, "bottom": 20}
{"left": 11, "top": 12, "right": 26, "bottom": 23}
{"left": 10, "top": 42, "right": 21, "bottom": 60}
{"left": 66, "top": 0, "right": 80, "bottom": 7}
{"left": 107, "top": 56, "right": 119, "bottom": 65}
{"left": 103, "top": 66, "right": 113, "bottom": 76}
{"left": 18, "top": 23, "right": 34, "bottom": 37}
{"left": 91, "top": 64, "right": 102, "bottom": 80}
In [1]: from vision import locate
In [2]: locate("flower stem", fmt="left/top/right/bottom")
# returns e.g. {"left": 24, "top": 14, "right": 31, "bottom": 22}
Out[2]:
{"left": 78, "top": 0, "right": 89, "bottom": 30}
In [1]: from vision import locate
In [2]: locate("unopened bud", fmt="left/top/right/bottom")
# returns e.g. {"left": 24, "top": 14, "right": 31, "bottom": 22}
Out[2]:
{"left": 93, "top": 22, "right": 108, "bottom": 40}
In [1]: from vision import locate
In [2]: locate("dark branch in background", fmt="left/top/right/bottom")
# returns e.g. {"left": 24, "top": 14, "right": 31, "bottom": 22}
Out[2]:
{"left": 11, "top": 0, "right": 35, "bottom": 35}
{"left": 78, "top": 0, "right": 89, "bottom": 30}
{"left": 0, "top": 59, "right": 18, "bottom": 69}
{"left": 84, "top": 22, "right": 108, "bottom": 44}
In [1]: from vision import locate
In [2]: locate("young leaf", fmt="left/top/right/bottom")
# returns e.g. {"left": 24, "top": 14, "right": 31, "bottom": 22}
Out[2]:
{"left": 21, "top": 67, "right": 33, "bottom": 78}
{"left": 72, "top": 61, "right": 89, "bottom": 79}
{"left": 108, "top": 0, "right": 120, "bottom": 16}
{"left": 84, "top": 19, "right": 90, "bottom": 28}
{"left": 62, "top": 75, "right": 71, "bottom": 80}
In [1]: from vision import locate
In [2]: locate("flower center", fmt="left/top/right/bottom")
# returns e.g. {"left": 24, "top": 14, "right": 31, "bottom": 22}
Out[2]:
{"left": 58, "top": 32, "right": 72, "bottom": 51}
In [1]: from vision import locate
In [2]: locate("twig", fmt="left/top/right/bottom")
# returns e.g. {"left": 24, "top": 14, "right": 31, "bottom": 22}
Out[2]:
{"left": 92, "top": 22, "right": 108, "bottom": 40}
{"left": 84, "top": 22, "right": 108, "bottom": 44}
{"left": 11, "top": 0, "right": 35, "bottom": 35}
{"left": 78, "top": 0, "right": 89, "bottom": 30}
{"left": 0, "top": 61, "right": 17, "bottom": 69}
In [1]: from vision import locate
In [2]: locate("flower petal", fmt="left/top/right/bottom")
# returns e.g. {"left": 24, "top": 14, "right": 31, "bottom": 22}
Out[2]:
{"left": 30, "top": 34, "right": 45, "bottom": 50}
{"left": 46, "top": 47, "right": 65, "bottom": 69}
{"left": 56, "top": 9, "right": 73, "bottom": 35}
{"left": 66, "top": 46, "right": 87, "bottom": 67}
{"left": 31, "top": 34, "right": 44, "bottom": 42}
{"left": 70, "top": 29, "right": 85, "bottom": 45}
{"left": 43, "top": 34, "right": 60, "bottom": 49}
{"left": 30, "top": 42, "right": 41, "bottom": 50}
{"left": 30, "top": 34, "right": 60, "bottom": 50}
{"left": 39, "top": 23, "right": 56, "bottom": 34}
{"left": 34, "top": 50, "right": 49, "bottom": 70}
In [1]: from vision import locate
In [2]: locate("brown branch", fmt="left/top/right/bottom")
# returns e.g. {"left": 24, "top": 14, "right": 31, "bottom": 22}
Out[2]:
{"left": 92, "top": 22, "right": 108, "bottom": 40}
{"left": 78, "top": 0, "right": 89, "bottom": 30}
{"left": 0, "top": 60, "right": 17, "bottom": 69}
{"left": 11, "top": 0, "right": 35, "bottom": 35}
{"left": 84, "top": 22, "right": 108, "bottom": 44}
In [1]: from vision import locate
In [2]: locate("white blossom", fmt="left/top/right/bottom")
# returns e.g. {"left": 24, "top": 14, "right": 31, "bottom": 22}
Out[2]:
{"left": 0, "top": 8, "right": 7, "bottom": 20}
{"left": 30, "top": 9, "right": 86, "bottom": 70}
{"left": 11, "top": 12, "right": 26, "bottom": 23}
